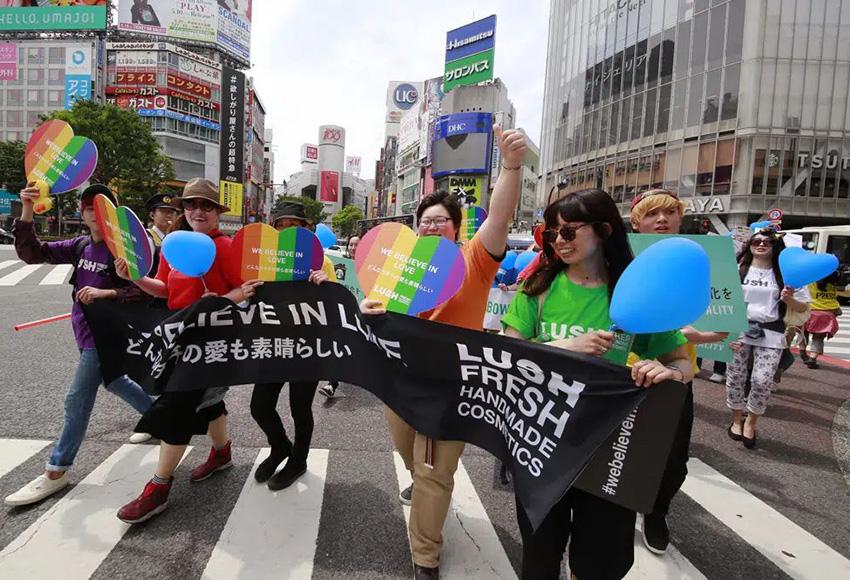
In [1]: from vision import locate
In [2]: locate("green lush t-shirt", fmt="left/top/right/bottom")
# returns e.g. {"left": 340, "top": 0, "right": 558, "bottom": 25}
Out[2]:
{"left": 501, "top": 271, "right": 686, "bottom": 366}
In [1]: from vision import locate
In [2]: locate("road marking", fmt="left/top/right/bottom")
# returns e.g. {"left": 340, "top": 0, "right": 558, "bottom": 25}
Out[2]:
{"left": 0, "top": 260, "right": 21, "bottom": 273}
{"left": 202, "top": 448, "right": 329, "bottom": 580}
{"left": 0, "top": 444, "right": 187, "bottom": 580}
{"left": 628, "top": 516, "right": 707, "bottom": 579}
{"left": 823, "top": 345, "right": 850, "bottom": 355}
{"left": 393, "top": 453, "right": 517, "bottom": 580}
{"left": 0, "top": 439, "right": 51, "bottom": 479}
{"left": 38, "top": 264, "right": 73, "bottom": 285}
{"left": 0, "top": 264, "right": 42, "bottom": 286}
{"left": 681, "top": 458, "right": 850, "bottom": 579}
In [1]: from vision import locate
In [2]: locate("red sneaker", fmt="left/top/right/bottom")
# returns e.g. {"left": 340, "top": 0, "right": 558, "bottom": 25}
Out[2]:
{"left": 190, "top": 441, "right": 233, "bottom": 482}
{"left": 117, "top": 479, "right": 171, "bottom": 524}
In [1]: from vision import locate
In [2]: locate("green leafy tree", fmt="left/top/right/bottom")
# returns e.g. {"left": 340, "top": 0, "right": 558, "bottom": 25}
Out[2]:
{"left": 0, "top": 140, "right": 27, "bottom": 194}
{"left": 273, "top": 195, "right": 327, "bottom": 226}
{"left": 43, "top": 100, "right": 175, "bottom": 218}
{"left": 332, "top": 204, "right": 364, "bottom": 238}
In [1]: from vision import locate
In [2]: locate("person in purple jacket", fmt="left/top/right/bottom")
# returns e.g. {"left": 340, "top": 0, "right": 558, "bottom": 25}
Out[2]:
{"left": 4, "top": 183, "right": 156, "bottom": 508}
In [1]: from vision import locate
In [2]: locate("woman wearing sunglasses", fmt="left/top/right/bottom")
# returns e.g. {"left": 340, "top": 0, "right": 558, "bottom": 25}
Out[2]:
{"left": 726, "top": 228, "right": 809, "bottom": 449}
{"left": 501, "top": 189, "right": 693, "bottom": 580}
{"left": 114, "top": 178, "right": 259, "bottom": 524}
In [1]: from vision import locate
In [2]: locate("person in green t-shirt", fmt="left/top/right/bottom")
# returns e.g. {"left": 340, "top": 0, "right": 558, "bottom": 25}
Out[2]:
{"left": 502, "top": 188, "right": 692, "bottom": 580}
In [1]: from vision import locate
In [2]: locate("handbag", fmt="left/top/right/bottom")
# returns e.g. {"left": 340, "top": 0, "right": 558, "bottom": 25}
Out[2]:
{"left": 784, "top": 305, "right": 811, "bottom": 329}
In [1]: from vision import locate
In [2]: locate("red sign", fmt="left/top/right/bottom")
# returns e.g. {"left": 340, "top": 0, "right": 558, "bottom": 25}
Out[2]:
{"left": 115, "top": 71, "right": 156, "bottom": 85}
{"left": 322, "top": 128, "right": 342, "bottom": 143}
{"left": 109, "top": 94, "right": 167, "bottom": 110}
{"left": 106, "top": 85, "right": 158, "bottom": 96}
{"left": 167, "top": 73, "right": 211, "bottom": 99}
{"left": 767, "top": 208, "right": 783, "bottom": 222}
{"left": 320, "top": 170, "right": 339, "bottom": 202}
{"left": 306, "top": 146, "right": 318, "bottom": 160}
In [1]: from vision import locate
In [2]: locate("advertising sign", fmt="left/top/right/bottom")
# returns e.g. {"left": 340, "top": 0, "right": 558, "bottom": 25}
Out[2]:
{"left": 346, "top": 156, "right": 362, "bottom": 177}
{"left": 167, "top": 72, "right": 212, "bottom": 99}
{"left": 301, "top": 143, "right": 318, "bottom": 164}
{"left": 65, "top": 46, "right": 92, "bottom": 110}
{"left": 114, "top": 50, "right": 158, "bottom": 68}
{"left": 177, "top": 55, "right": 221, "bottom": 87}
{"left": 432, "top": 112, "right": 493, "bottom": 178}
{"left": 386, "top": 81, "right": 423, "bottom": 123}
{"left": 0, "top": 188, "right": 15, "bottom": 214}
{"left": 115, "top": 71, "right": 157, "bottom": 86}
{"left": 320, "top": 170, "right": 340, "bottom": 203}
{"left": 0, "top": 43, "right": 15, "bottom": 81}
{"left": 116, "top": 0, "right": 251, "bottom": 64}
{"left": 137, "top": 108, "right": 220, "bottom": 131}
{"left": 444, "top": 15, "right": 496, "bottom": 92}
{"left": 219, "top": 66, "right": 245, "bottom": 217}
{"left": 398, "top": 109, "right": 420, "bottom": 153}
{"left": 0, "top": 1, "right": 107, "bottom": 32}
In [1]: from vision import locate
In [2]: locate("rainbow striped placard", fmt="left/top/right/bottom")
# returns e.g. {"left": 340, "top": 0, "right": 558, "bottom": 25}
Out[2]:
{"left": 231, "top": 223, "right": 324, "bottom": 282}
{"left": 355, "top": 222, "right": 466, "bottom": 315}
{"left": 460, "top": 205, "right": 487, "bottom": 242}
{"left": 25, "top": 120, "right": 98, "bottom": 193}
{"left": 93, "top": 194, "right": 153, "bottom": 281}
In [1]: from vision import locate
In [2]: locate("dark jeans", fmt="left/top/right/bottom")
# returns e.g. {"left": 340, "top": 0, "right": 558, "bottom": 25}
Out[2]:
{"left": 250, "top": 382, "right": 318, "bottom": 460}
{"left": 650, "top": 383, "right": 694, "bottom": 516}
{"left": 516, "top": 489, "right": 636, "bottom": 580}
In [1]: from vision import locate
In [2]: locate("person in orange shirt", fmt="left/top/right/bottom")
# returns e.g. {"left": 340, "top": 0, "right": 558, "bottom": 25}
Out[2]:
{"left": 361, "top": 125, "right": 528, "bottom": 579}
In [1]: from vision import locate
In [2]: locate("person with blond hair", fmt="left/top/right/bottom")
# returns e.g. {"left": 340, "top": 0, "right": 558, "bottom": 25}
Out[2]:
{"left": 629, "top": 189, "right": 728, "bottom": 555}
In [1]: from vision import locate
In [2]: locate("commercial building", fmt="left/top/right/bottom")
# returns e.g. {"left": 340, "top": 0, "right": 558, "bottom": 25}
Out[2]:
{"left": 245, "top": 79, "right": 267, "bottom": 221}
{"left": 540, "top": 0, "right": 850, "bottom": 230}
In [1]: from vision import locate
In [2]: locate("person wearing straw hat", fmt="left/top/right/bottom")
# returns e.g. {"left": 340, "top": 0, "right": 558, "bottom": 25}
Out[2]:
{"left": 113, "top": 178, "right": 260, "bottom": 524}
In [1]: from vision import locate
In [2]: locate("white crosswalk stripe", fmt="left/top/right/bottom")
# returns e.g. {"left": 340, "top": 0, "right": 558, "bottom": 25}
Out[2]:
{"left": 0, "top": 263, "right": 73, "bottom": 286}
{"left": 0, "top": 439, "right": 848, "bottom": 579}
{"left": 823, "top": 312, "right": 850, "bottom": 361}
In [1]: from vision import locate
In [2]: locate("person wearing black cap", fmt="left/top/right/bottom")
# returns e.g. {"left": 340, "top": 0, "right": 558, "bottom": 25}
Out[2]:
{"left": 5, "top": 183, "right": 156, "bottom": 508}
{"left": 145, "top": 193, "right": 178, "bottom": 248}
{"left": 249, "top": 202, "right": 337, "bottom": 489}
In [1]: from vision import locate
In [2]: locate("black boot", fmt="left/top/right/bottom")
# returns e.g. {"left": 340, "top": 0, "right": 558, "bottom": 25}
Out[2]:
{"left": 268, "top": 438, "right": 308, "bottom": 491}
{"left": 254, "top": 438, "right": 292, "bottom": 483}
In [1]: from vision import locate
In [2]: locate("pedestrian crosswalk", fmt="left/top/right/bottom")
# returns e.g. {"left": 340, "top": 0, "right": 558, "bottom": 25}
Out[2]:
{"left": 0, "top": 438, "right": 848, "bottom": 580}
{"left": 823, "top": 311, "right": 850, "bottom": 361}
{"left": 0, "top": 260, "right": 73, "bottom": 286}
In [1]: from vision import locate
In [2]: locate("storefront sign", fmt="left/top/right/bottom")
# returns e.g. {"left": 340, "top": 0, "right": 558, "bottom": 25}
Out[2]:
{"left": 796, "top": 151, "right": 850, "bottom": 170}
{"left": 393, "top": 83, "right": 419, "bottom": 110}
{"left": 116, "top": 71, "right": 157, "bottom": 85}
{"left": 0, "top": 43, "right": 16, "bottom": 81}
{"left": 683, "top": 195, "right": 729, "bottom": 214}
{"left": 444, "top": 15, "right": 496, "bottom": 92}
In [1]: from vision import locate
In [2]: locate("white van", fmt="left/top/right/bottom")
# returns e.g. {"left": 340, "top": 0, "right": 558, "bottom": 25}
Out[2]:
{"left": 782, "top": 225, "right": 850, "bottom": 302}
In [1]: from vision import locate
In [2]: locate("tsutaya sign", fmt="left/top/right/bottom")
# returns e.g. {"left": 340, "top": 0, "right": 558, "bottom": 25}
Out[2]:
{"left": 683, "top": 195, "right": 729, "bottom": 214}
{"left": 797, "top": 151, "right": 850, "bottom": 170}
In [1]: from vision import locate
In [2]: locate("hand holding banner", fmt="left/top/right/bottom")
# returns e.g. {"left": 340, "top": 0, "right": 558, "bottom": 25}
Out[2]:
{"left": 93, "top": 194, "right": 153, "bottom": 280}
{"left": 229, "top": 223, "right": 324, "bottom": 282}
{"left": 355, "top": 222, "right": 466, "bottom": 315}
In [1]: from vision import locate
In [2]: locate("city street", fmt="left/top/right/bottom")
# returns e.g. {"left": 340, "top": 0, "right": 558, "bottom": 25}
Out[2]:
{"left": 1, "top": 245, "right": 848, "bottom": 580}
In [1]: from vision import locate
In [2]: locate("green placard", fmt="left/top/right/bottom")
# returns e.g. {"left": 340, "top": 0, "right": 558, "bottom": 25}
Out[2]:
{"left": 327, "top": 254, "right": 365, "bottom": 302}
{"left": 696, "top": 334, "right": 735, "bottom": 364}
{"left": 0, "top": 6, "right": 107, "bottom": 31}
{"left": 444, "top": 48, "right": 494, "bottom": 91}
{"left": 628, "top": 234, "right": 748, "bottom": 333}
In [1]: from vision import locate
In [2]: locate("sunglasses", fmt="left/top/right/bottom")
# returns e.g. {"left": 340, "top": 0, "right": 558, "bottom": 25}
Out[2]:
{"left": 183, "top": 199, "right": 218, "bottom": 212}
{"left": 542, "top": 223, "right": 598, "bottom": 243}
{"left": 750, "top": 237, "right": 775, "bottom": 247}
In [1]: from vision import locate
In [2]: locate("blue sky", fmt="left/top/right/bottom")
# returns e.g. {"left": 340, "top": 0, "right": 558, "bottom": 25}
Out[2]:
{"left": 250, "top": 0, "right": 549, "bottom": 183}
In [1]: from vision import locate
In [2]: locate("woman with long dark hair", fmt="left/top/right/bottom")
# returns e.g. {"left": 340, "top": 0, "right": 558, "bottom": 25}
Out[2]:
{"left": 501, "top": 189, "right": 693, "bottom": 580}
{"left": 727, "top": 228, "right": 810, "bottom": 448}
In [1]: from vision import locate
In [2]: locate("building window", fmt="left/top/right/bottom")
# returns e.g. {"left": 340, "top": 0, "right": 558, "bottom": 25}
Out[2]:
{"left": 6, "top": 89, "right": 22, "bottom": 106}
{"left": 6, "top": 131, "right": 19, "bottom": 141}
{"left": 48, "top": 90, "right": 62, "bottom": 106}
{"left": 48, "top": 68, "right": 65, "bottom": 85}
{"left": 6, "top": 110, "right": 23, "bottom": 128}
{"left": 687, "top": 73, "right": 704, "bottom": 127}
{"left": 27, "top": 48, "right": 44, "bottom": 65}
{"left": 707, "top": 5, "right": 726, "bottom": 71}
{"left": 48, "top": 47, "right": 64, "bottom": 65}
{"left": 721, "top": 64, "right": 739, "bottom": 121}
{"left": 27, "top": 111, "right": 41, "bottom": 127}
{"left": 28, "top": 68, "right": 44, "bottom": 84}
{"left": 691, "top": 11, "right": 708, "bottom": 75}
{"left": 27, "top": 89, "right": 43, "bottom": 106}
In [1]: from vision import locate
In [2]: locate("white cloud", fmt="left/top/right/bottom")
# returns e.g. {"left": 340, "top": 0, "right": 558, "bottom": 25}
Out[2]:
{"left": 250, "top": 0, "right": 549, "bottom": 184}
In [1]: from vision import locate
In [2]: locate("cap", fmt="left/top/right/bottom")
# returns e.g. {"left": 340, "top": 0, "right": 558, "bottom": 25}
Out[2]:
{"left": 271, "top": 201, "right": 308, "bottom": 227}
{"left": 174, "top": 178, "right": 229, "bottom": 212}
{"left": 630, "top": 188, "right": 678, "bottom": 210}
{"left": 80, "top": 184, "right": 117, "bottom": 207}
{"left": 145, "top": 193, "right": 177, "bottom": 212}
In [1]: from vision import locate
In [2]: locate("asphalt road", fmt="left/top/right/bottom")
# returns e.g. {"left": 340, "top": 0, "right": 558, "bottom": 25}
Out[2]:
{"left": 0, "top": 244, "right": 848, "bottom": 579}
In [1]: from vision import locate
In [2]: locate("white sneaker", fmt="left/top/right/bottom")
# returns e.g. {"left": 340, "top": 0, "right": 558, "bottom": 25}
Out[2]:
{"left": 5, "top": 473, "right": 69, "bottom": 507}
{"left": 708, "top": 373, "right": 725, "bottom": 384}
{"left": 129, "top": 432, "right": 152, "bottom": 444}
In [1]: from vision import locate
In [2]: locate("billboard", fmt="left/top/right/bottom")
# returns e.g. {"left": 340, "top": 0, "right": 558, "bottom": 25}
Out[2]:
{"left": 320, "top": 170, "right": 339, "bottom": 203}
{"left": 219, "top": 67, "right": 246, "bottom": 217}
{"left": 0, "top": 43, "right": 16, "bottom": 82}
{"left": 117, "top": 0, "right": 251, "bottom": 64}
{"left": 444, "top": 15, "right": 496, "bottom": 92}
{"left": 432, "top": 112, "right": 493, "bottom": 178}
{"left": 398, "top": 108, "right": 420, "bottom": 153}
{"left": 346, "top": 156, "right": 362, "bottom": 177}
{"left": 385, "top": 81, "right": 423, "bottom": 124}
{"left": 65, "top": 46, "right": 92, "bottom": 110}
{"left": 301, "top": 143, "right": 318, "bottom": 164}
{"left": 0, "top": 1, "right": 107, "bottom": 32}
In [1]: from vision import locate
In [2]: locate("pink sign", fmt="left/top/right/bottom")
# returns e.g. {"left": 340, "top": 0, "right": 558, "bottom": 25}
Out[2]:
{"left": 0, "top": 43, "right": 16, "bottom": 81}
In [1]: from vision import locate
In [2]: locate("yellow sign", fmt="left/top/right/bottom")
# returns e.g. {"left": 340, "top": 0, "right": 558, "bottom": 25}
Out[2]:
{"left": 448, "top": 176, "right": 482, "bottom": 205}
{"left": 219, "top": 181, "right": 243, "bottom": 217}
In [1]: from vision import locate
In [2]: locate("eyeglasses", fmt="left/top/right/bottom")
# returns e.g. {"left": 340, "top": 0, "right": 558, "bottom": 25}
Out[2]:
{"left": 542, "top": 223, "right": 598, "bottom": 243}
{"left": 419, "top": 216, "right": 452, "bottom": 228}
{"left": 750, "top": 238, "right": 775, "bottom": 247}
{"left": 183, "top": 199, "right": 218, "bottom": 212}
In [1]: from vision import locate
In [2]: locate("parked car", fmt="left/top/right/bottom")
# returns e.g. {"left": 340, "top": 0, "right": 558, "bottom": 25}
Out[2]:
{"left": 0, "top": 226, "right": 13, "bottom": 244}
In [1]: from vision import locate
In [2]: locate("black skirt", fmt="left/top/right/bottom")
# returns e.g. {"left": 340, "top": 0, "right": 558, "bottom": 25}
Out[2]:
{"left": 135, "top": 389, "right": 227, "bottom": 445}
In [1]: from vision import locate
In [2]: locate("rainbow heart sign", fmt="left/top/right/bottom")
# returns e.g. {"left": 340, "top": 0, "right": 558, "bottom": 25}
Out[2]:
{"left": 355, "top": 222, "right": 466, "bottom": 315}
{"left": 93, "top": 194, "right": 153, "bottom": 281}
{"left": 229, "top": 223, "right": 324, "bottom": 282}
{"left": 25, "top": 120, "right": 98, "bottom": 193}
{"left": 460, "top": 205, "right": 487, "bottom": 242}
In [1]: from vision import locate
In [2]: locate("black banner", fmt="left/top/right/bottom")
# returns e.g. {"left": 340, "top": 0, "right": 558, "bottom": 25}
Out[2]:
{"left": 220, "top": 67, "right": 245, "bottom": 185}
{"left": 84, "top": 282, "right": 685, "bottom": 529}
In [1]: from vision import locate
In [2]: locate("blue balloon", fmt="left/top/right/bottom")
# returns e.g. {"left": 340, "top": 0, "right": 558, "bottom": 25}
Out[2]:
{"left": 500, "top": 250, "right": 518, "bottom": 271}
{"left": 610, "top": 238, "right": 711, "bottom": 334}
{"left": 779, "top": 247, "right": 839, "bottom": 288}
{"left": 316, "top": 223, "right": 337, "bottom": 249}
{"left": 161, "top": 231, "right": 216, "bottom": 278}
{"left": 750, "top": 220, "right": 772, "bottom": 232}
{"left": 514, "top": 250, "right": 537, "bottom": 273}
